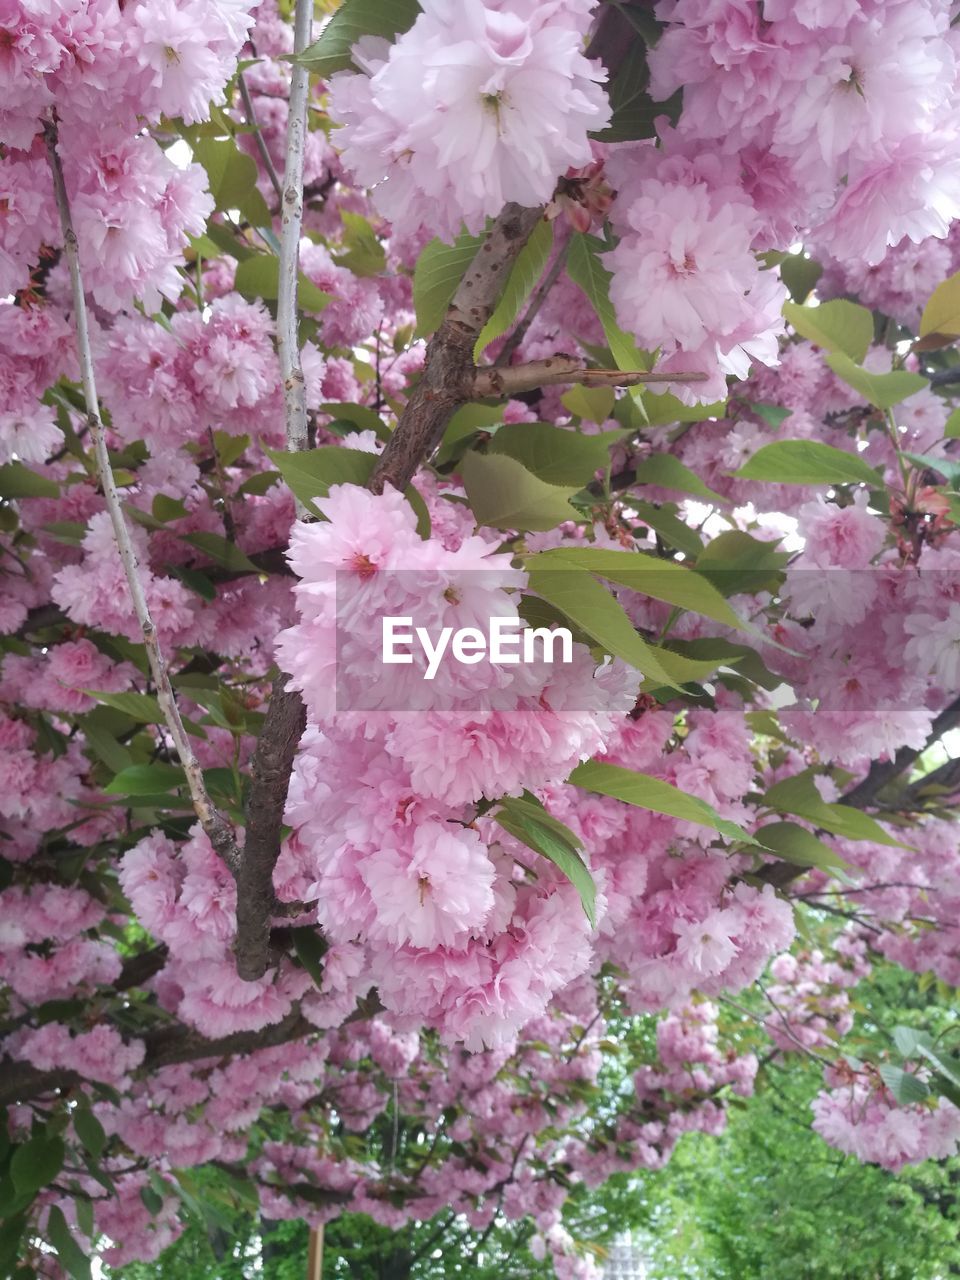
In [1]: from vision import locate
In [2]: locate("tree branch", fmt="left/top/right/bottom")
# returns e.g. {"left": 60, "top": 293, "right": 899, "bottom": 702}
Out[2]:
{"left": 43, "top": 117, "right": 240, "bottom": 875}
{"left": 237, "top": 70, "right": 284, "bottom": 204}
{"left": 233, "top": 0, "right": 312, "bottom": 981}
{"left": 276, "top": 0, "right": 312, "bottom": 461}
{"left": 839, "top": 693, "right": 960, "bottom": 810}
{"left": 235, "top": 673, "right": 305, "bottom": 980}
{"left": 0, "top": 1011, "right": 317, "bottom": 1109}
{"left": 493, "top": 239, "right": 569, "bottom": 368}
{"left": 759, "top": 692, "right": 960, "bottom": 890}
{"left": 369, "top": 204, "right": 547, "bottom": 494}
{"left": 472, "top": 359, "right": 706, "bottom": 398}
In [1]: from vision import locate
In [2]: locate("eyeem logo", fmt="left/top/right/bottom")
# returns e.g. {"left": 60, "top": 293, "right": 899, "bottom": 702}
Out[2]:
{"left": 382, "top": 616, "right": 574, "bottom": 681}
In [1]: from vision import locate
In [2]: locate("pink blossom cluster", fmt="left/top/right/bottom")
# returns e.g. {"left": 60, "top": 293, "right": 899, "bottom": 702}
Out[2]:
{"left": 812, "top": 1068, "right": 960, "bottom": 1172}
{"left": 606, "top": 143, "right": 787, "bottom": 404}
{"left": 327, "top": 0, "right": 611, "bottom": 240}
{"left": 649, "top": 0, "right": 960, "bottom": 264}
{"left": 764, "top": 940, "right": 871, "bottom": 1056}
{"left": 0, "top": 882, "right": 120, "bottom": 1002}
{"left": 95, "top": 295, "right": 325, "bottom": 451}
{"left": 275, "top": 482, "right": 636, "bottom": 1049}
{"left": 0, "top": 0, "right": 255, "bottom": 309}
{"left": 119, "top": 827, "right": 313, "bottom": 1037}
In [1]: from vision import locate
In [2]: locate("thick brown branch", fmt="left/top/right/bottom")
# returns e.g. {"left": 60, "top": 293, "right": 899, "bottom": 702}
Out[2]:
{"left": 369, "top": 204, "right": 547, "bottom": 494}
{"left": 235, "top": 674, "right": 306, "bottom": 980}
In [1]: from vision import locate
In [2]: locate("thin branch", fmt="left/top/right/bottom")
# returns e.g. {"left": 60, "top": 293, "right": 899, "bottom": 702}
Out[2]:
{"left": 43, "top": 116, "right": 239, "bottom": 873}
{"left": 276, "top": 0, "right": 312, "bottom": 460}
{"left": 369, "top": 204, "right": 547, "bottom": 494}
{"left": 237, "top": 70, "right": 283, "bottom": 203}
{"left": 233, "top": 0, "right": 312, "bottom": 982}
{"left": 472, "top": 359, "right": 707, "bottom": 398}
{"left": 493, "top": 239, "right": 569, "bottom": 367}
{"left": 0, "top": 1009, "right": 315, "bottom": 1108}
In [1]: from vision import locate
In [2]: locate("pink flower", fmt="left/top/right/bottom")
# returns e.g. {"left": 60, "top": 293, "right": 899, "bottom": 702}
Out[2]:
{"left": 327, "top": 0, "right": 610, "bottom": 238}
{"left": 366, "top": 821, "right": 495, "bottom": 949}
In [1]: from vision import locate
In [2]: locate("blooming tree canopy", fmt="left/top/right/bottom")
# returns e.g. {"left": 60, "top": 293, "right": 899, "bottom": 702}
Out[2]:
{"left": 3, "top": 0, "right": 960, "bottom": 1276}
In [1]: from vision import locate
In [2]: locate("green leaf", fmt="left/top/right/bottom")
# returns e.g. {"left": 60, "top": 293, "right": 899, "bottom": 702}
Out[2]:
{"left": 525, "top": 565, "right": 676, "bottom": 686}
{"left": 234, "top": 254, "right": 331, "bottom": 313}
{"left": 236, "top": 471, "right": 281, "bottom": 497}
{"left": 141, "top": 1186, "right": 165, "bottom": 1216}
{"left": 333, "top": 211, "right": 386, "bottom": 277}
{"left": 495, "top": 796, "right": 596, "bottom": 927}
{"left": 824, "top": 353, "right": 928, "bottom": 409}
{"left": 413, "top": 230, "right": 483, "bottom": 338}
{"left": 487, "top": 423, "right": 629, "bottom": 487}
{"left": 0, "top": 462, "right": 60, "bottom": 499}
{"left": 152, "top": 494, "right": 188, "bottom": 523}
{"left": 11, "top": 1137, "right": 64, "bottom": 1197}
{"left": 474, "top": 218, "right": 553, "bottom": 358}
{"left": 735, "top": 439, "right": 882, "bottom": 486}
{"left": 182, "top": 532, "right": 260, "bottom": 573}
{"left": 566, "top": 233, "right": 648, "bottom": 372}
{"left": 46, "top": 1205, "right": 92, "bottom": 1280}
{"left": 754, "top": 821, "right": 851, "bottom": 872}
{"left": 292, "top": 927, "right": 328, "bottom": 989}
{"left": 749, "top": 403, "right": 792, "bottom": 430}
{"left": 877, "top": 1065, "right": 930, "bottom": 1106}
{"left": 319, "top": 402, "right": 389, "bottom": 441}
{"left": 211, "top": 430, "right": 251, "bottom": 467}
{"left": 632, "top": 454, "right": 729, "bottom": 504}
{"left": 593, "top": 41, "right": 681, "bottom": 142}
{"left": 920, "top": 270, "right": 960, "bottom": 337}
{"left": 561, "top": 384, "right": 616, "bottom": 423}
{"left": 523, "top": 547, "right": 746, "bottom": 631}
{"left": 295, "top": 0, "right": 421, "bottom": 76}
{"left": 264, "top": 445, "right": 376, "bottom": 515}
{"left": 169, "top": 565, "right": 218, "bottom": 601}
{"left": 435, "top": 403, "right": 504, "bottom": 465}
{"left": 191, "top": 137, "right": 272, "bottom": 227}
{"left": 779, "top": 254, "right": 823, "bottom": 304}
{"left": 74, "top": 1108, "right": 106, "bottom": 1161}
{"left": 762, "top": 771, "right": 906, "bottom": 847}
{"left": 630, "top": 502, "right": 704, "bottom": 559}
{"left": 945, "top": 408, "right": 960, "bottom": 439}
{"left": 568, "top": 760, "right": 756, "bottom": 845}
{"left": 783, "top": 299, "right": 873, "bottom": 362}
{"left": 639, "top": 392, "right": 727, "bottom": 426}
{"left": 666, "top": 637, "right": 781, "bottom": 691}
{"left": 103, "top": 763, "right": 187, "bottom": 797}
{"left": 903, "top": 451, "right": 960, "bottom": 488}
{"left": 85, "top": 691, "right": 162, "bottom": 722}
{"left": 893, "top": 1026, "right": 933, "bottom": 1058}
{"left": 459, "top": 451, "right": 578, "bottom": 531}
{"left": 695, "top": 529, "right": 790, "bottom": 597}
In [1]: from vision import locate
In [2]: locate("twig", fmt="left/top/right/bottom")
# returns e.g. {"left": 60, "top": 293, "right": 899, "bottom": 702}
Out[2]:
{"left": 494, "top": 239, "right": 569, "bottom": 367}
{"left": 237, "top": 70, "right": 284, "bottom": 203}
{"left": 233, "top": 0, "right": 312, "bottom": 982}
{"left": 472, "top": 359, "right": 707, "bottom": 398}
{"left": 42, "top": 117, "right": 239, "bottom": 873}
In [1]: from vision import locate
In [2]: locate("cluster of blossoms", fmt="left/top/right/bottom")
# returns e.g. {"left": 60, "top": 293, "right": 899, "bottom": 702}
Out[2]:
{"left": 327, "top": 0, "right": 611, "bottom": 240}
{"left": 4, "top": 0, "right": 960, "bottom": 1271}
{"left": 0, "top": 0, "right": 257, "bottom": 309}
{"left": 813, "top": 1066, "right": 960, "bottom": 1173}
